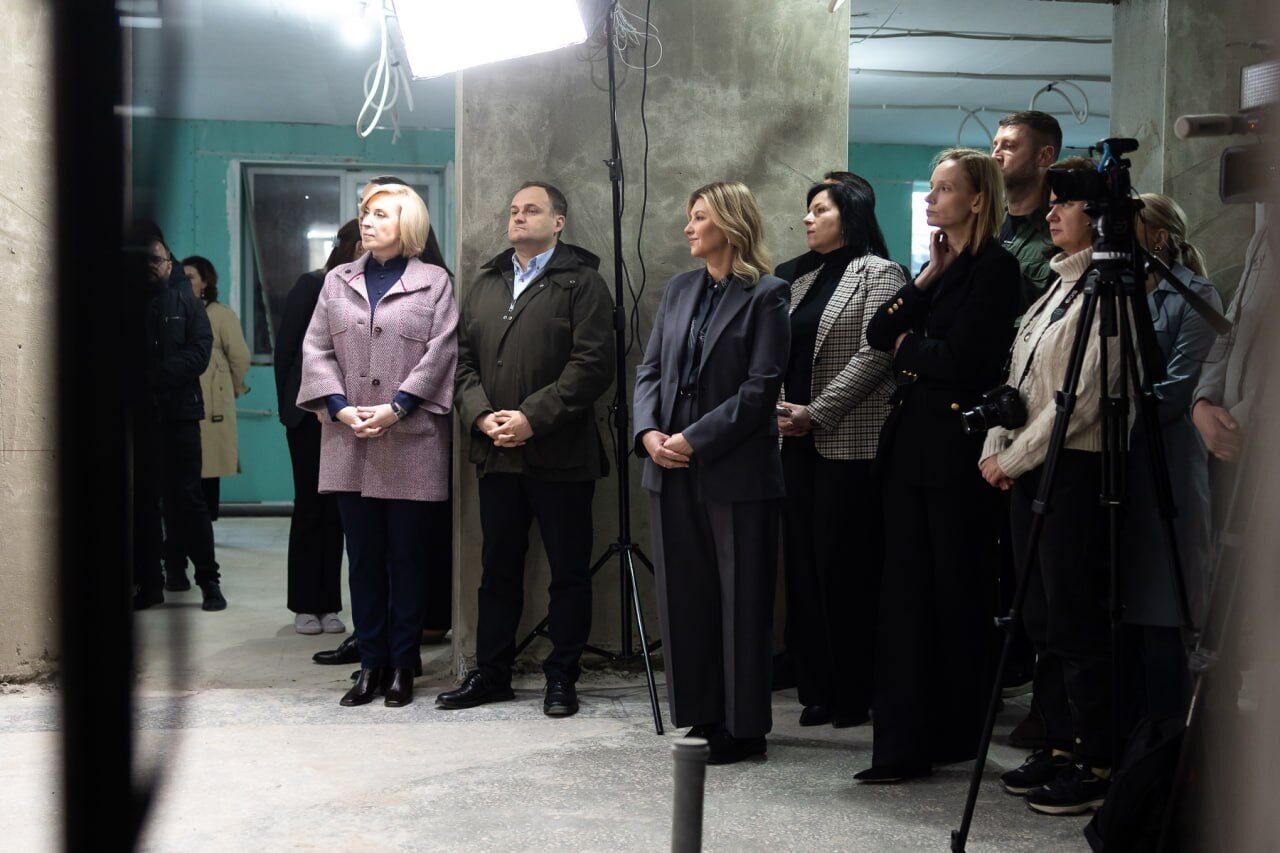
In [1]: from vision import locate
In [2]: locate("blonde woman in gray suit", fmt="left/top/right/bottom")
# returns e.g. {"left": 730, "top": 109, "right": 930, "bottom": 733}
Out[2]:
{"left": 777, "top": 181, "right": 905, "bottom": 730}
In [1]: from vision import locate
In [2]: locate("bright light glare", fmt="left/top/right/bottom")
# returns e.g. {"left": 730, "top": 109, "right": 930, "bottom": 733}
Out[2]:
{"left": 392, "top": 0, "right": 588, "bottom": 79}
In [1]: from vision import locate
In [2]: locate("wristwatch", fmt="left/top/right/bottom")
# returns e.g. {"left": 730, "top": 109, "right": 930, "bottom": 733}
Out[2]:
{"left": 391, "top": 401, "right": 408, "bottom": 420}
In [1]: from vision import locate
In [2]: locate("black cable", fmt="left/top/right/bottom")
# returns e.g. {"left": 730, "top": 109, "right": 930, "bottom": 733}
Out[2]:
{"left": 628, "top": 0, "right": 653, "bottom": 359}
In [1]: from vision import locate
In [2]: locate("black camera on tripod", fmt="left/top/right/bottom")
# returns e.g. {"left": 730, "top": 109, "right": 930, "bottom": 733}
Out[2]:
{"left": 959, "top": 385, "right": 1027, "bottom": 435}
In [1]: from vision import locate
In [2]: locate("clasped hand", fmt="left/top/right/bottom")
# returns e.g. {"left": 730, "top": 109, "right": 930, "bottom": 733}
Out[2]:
{"left": 642, "top": 430, "right": 693, "bottom": 469}
{"left": 979, "top": 454, "right": 1013, "bottom": 491}
{"left": 476, "top": 410, "right": 533, "bottom": 448}
{"left": 337, "top": 404, "right": 397, "bottom": 438}
{"left": 777, "top": 402, "right": 812, "bottom": 437}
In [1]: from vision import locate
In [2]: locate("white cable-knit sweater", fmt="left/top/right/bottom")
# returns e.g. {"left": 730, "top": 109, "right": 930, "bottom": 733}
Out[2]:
{"left": 981, "top": 248, "right": 1127, "bottom": 479}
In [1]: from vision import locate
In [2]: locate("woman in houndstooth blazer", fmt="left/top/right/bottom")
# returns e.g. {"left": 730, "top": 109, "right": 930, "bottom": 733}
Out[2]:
{"left": 777, "top": 181, "right": 905, "bottom": 729}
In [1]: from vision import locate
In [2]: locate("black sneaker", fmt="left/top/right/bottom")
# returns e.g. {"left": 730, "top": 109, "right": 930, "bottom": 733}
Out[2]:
{"left": 133, "top": 587, "right": 164, "bottom": 611}
{"left": 1001, "top": 749, "right": 1071, "bottom": 795}
{"left": 199, "top": 582, "right": 227, "bottom": 612}
{"left": 164, "top": 570, "right": 191, "bottom": 592}
{"left": 1025, "top": 761, "right": 1110, "bottom": 815}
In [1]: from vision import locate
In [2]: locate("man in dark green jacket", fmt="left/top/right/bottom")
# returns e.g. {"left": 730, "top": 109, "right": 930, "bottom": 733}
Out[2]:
{"left": 993, "top": 111, "right": 1062, "bottom": 311}
{"left": 438, "top": 182, "right": 614, "bottom": 718}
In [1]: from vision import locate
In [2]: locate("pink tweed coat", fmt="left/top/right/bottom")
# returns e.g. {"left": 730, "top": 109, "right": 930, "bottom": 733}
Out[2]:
{"left": 297, "top": 253, "right": 458, "bottom": 502}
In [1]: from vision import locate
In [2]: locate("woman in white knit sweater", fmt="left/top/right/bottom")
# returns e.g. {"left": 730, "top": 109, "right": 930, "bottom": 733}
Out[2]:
{"left": 979, "top": 156, "right": 1124, "bottom": 816}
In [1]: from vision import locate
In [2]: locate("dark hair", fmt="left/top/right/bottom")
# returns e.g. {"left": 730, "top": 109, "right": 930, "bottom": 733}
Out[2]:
{"left": 126, "top": 219, "right": 169, "bottom": 254}
{"left": 998, "top": 110, "right": 1063, "bottom": 159}
{"left": 365, "top": 175, "right": 453, "bottom": 276}
{"left": 325, "top": 219, "right": 362, "bottom": 273}
{"left": 822, "top": 170, "right": 877, "bottom": 205}
{"left": 180, "top": 255, "right": 219, "bottom": 303}
{"left": 517, "top": 181, "right": 568, "bottom": 217}
{"left": 806, "top": 181, "right": 890, "bottom": 260}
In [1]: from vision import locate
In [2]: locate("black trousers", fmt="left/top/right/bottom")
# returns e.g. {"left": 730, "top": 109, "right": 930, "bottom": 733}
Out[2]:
{"left": 336, "top": 492, "right": 436, "bottom": 669}
{"left": 872, "top": 470, "right": 997, "bottom": 769}
{"left": 1012, "top": 450, "right": 1113, "bottom": 766}
{"left": 423, "top": 481, "right": 452, "bottom": 632}
{"left": 202, "top": 477, "right": 220, "bottom": 522}
{"left": 157, "top": 420, "right": 219, "bottom": 586}
{"left": 285, "top": 420, "right": 344, "bottom": 615}
{"left": 132, "top": 417, "right": 165, "bottom": 593}
{"left": 476, "top": 473, "right": 594, "bottom": 684}
{"left": 782, "top": 437, "right": 878, "bottom": 714}
{"left": 1120, "top": 624, "right": 1190, "bottom": 735}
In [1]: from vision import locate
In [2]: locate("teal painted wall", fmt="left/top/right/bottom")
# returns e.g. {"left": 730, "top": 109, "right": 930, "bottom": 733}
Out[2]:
{"left": 130, "top": 118, "right": 935, "bottom": 502}
{"left": 131, "top": 118, "right": 455, "bottom": 502}
{"left": 848, "top": 142, "right": 940, "bottom": 269}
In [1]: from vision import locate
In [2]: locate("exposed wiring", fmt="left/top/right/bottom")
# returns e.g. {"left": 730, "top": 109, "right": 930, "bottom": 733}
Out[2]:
{"left": 355, "top": 1, "right": 414, "bottom": 141}
{"left": 1030, "top": 80, "right": 1091, "bottom": 125}
{"left": 957, "top": 108, "right": 995, "bottom": 148}
{"left": 612, "top": 1, "right": 662, "bottom": 71}
{"left": 851, "top": 0, "right": 904, "bottom": 45}
{"left": 849, "top": 26, "right": 1110, "bottom": 45}
{"left": 629, "top": 0, "right": 653, "bottom": 358}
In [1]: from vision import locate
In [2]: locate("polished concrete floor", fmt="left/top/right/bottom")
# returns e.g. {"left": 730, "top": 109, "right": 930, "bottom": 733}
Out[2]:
{"left": 0, "top": 518, "right": 1090, "bottom": 851}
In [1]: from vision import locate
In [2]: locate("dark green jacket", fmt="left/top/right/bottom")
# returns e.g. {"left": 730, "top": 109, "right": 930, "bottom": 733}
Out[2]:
{"left": 455, "top": 242, "right": 615, "bottom": 480}
{"left": 1002, "top": 207, "right": 1054, "bottom": 311}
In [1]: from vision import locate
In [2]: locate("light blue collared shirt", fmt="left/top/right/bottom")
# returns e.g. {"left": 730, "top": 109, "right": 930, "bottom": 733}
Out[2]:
{"left": 512, "top": 244, "right": 557, "bottom": 301}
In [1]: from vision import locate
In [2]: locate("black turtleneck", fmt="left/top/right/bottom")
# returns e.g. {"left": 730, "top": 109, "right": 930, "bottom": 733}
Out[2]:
{"left": 785, "top": 245, "right": 857, "bottom": 407}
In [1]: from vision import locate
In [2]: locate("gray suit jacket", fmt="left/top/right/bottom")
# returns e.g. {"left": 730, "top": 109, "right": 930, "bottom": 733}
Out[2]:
{"left": 633, "top": 269, "right": 791, "bottom": 502}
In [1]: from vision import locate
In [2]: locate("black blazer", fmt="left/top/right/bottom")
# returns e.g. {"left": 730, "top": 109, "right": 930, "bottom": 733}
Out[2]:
{"left": 275, "top": 270, "right": 325, "bottom": 429}
{"left": 866, "top": 237, "right": 1021, "bottom": 486}
{"left": 633, "top": 269, "right": 791, "bottom": 502}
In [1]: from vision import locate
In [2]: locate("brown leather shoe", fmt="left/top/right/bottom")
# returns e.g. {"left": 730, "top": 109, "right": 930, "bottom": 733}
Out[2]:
{"left": 340, "top": 668, "right": 384, "bottom": 706}
{"left": 384, "top": 667, "right": 416, "bottom": 707}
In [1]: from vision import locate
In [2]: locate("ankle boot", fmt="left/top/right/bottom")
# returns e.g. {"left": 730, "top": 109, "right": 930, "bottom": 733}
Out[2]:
{"left": 340, "top": 668, "right": 384, "bottom": 706}
{"left": 384, "top": 667, "right": 415, "bottom": 707}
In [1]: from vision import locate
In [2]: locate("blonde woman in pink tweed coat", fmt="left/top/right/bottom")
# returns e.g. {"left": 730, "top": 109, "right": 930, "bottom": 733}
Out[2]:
{"left": 298, "top": 183, "right": 458, "bottom": 708}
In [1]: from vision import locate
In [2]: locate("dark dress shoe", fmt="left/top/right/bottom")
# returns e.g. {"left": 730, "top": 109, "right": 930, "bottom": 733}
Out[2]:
{"left": 686, "top": 722, "right": 720, "bottom": 740}
{"left": 340, "top": 668, "right": 385, "bottom": 706}
{"left": 349, "top": 658, "right": 422, "bottom": 682}
{"left": 164, "top": 570, "right": 191, "bottom": 592}
{"left": 314, "top": 635, "right": 360, "bottom": 666}
{"left": 384, "top": 668, "right": 416, "bottom": 707}
{"left": 706, "top": 729, "right": 767, "bottom": 765}
{"left": 199, "top": 582, "right": 226, "bottom": 612}
{"left": 132, "top": 587, "right": 164, "bottom": 611}
{"left": 831, "top": 709, "right": 870, "bottom": 729}
{"left": 799, "top": 705, "right": 832, "bottom": 726}
{"left": 543, "top": 680, "right": 579, "bottom": 717}
{"left": 436, "top": 670, "right": 515, "bottom": 709}
{"left": 853, "top": 763, "right": 932, "bottom": 783}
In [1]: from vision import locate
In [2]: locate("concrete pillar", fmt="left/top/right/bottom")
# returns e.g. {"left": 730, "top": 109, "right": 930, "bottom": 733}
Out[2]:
{"left": 1111, "top": 0, "right": 1264, "bottom": 288}
{"left": 452, "top": 0, "right": 848, "bottom": 674}
{"left": 0, "top": 0, "right": 56, "bottom": 681}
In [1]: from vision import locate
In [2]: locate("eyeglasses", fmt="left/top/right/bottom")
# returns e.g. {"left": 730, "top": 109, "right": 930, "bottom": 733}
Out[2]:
{"left": 147, "top": 254, "right": 173, "bottom": 266}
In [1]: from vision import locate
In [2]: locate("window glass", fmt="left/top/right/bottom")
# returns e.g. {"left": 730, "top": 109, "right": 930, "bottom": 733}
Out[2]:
{"left": 909, "top": 181, "right": 932, "bottom": 276}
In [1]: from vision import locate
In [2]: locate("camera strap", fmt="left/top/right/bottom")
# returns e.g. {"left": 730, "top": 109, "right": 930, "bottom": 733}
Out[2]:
{"left": 1014, "top": 274, "right": 1086, "bottom": 389}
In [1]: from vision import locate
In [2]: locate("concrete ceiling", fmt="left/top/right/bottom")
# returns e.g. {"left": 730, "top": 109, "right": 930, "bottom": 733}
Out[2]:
{"left": 130, "top": 0, "right": 1112, "bottom": 149}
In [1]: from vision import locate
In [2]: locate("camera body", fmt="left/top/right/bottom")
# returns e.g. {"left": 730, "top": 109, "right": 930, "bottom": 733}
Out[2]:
{"left": 959, "top": 385, "right": 1028, "bottom": 435}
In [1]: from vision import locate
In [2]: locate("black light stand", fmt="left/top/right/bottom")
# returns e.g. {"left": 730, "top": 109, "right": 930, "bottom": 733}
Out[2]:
{"left": 515, "top": 0, "right": 663, "bottom": 735}
{"left": 951, "top": 140, "right": 1218, "bottom": 851}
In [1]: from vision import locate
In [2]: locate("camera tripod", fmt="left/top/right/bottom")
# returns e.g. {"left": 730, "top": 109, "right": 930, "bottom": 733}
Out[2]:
{"left": 951, "top": 142, "right": 1227, "bottom": 850}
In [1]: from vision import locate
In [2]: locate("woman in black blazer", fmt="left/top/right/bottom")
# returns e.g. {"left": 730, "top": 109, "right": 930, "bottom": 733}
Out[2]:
{"left": 776, "top": 181, "right": 904, "bottom": 728}
{"left": 633, "top": 181, "right": 790, "bottom": 765}
{"left": 857, "top": 148, "right": 1022, "bottom": 782}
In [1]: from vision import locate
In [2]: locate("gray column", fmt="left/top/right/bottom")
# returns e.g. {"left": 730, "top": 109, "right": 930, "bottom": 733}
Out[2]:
{"left": 1112, "top": 0, "right": 1264, "bottom": 288}
{"left": 0, "top": 0, "right": 56, "bottom": 681}
{"left": 451, "top": 0, "right": 848, "bottom": 674}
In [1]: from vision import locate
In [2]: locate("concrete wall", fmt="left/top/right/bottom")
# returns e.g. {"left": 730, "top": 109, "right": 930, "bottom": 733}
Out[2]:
{"left": 452, "top": 0, "right": 849, "bottom": 673}
{"left": 0, "top": 0, "right": 56, "bottom": 680}
{"left": 1112, "top": 0, "right": 1263, "bottom": 291}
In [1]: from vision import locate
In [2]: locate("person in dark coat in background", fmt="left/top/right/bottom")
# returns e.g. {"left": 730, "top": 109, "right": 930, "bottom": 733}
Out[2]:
{"left": 437, "top": 181, "right": 614, "bottom": 719}
{"left": 128, "top": 221, "right": 222, "bottom": 613}
{"left": 857, "top": 148, "right": 1021, "bottom": 782}
{"left": 634, "top": 180, "right": 791, "bottom": 766}
{"left": 277, "top": 220, "right": 360, "bottom": 636}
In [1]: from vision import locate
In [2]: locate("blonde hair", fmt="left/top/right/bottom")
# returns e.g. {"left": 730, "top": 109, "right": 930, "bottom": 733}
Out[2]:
{"left": 1138, "top": 192, "right": 1208, "bottom": 278}
{"left": 686, "top": 181, "right": 772, "bottom": 283}
{"left": 359, "top": 183, "right": 430, "bottom": 259}
{"left": 930, "top": 147, "right": 1006, "bottom": 254}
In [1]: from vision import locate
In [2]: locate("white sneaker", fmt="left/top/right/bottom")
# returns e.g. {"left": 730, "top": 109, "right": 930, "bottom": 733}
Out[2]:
{"left": 294, "top": 613, "right": 322, "bottom": 635}
{"left": 320, "top": 613, "right": 346, "bottom": 634}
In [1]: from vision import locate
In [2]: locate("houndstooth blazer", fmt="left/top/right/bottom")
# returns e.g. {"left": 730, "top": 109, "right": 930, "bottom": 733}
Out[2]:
{"left": 781, "top": 254, "right": 906, "bottom": 459}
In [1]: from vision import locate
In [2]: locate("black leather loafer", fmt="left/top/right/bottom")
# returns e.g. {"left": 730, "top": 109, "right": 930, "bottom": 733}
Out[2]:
{"left": 799, "top": 705, "right": 831, "bottom": 726}
{"left": 543, "top": 680, "right": 579, "bottom": 717}
{"left": 435, "top": 670, "right": 515, "bottom": 709}
{"left": 706, "top": 730, "right": 767, "bottom": 765}
{"left": 853, "top": 763, "right": 932, "bottom": 783}
{"left": 314, "top": 635, "right": 360, "bottom": 666}
{"left": 384, "top": 667, "right": 415, "bottom": 707}
{"left": 340, "top": 668, "right": 385, "bottom": 706}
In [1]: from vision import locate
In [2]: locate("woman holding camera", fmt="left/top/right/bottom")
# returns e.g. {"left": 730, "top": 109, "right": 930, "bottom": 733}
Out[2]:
{"left": 1119, "top": 193, "right": 1222, "bottom": 725}
{"left": 859, "top": 148, "right": 1022, "bottom": 782}
{"left": 777, "top": 181, "right": 904, "bottom": 728}
{"left": 298, "top": 183, "right": 458, "bottom": 708}
{"left": 981, "top": 157, "right": 1123, "bottom": 815}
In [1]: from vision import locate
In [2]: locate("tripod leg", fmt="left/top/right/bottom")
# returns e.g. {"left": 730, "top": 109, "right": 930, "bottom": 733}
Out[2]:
{"left": 625, "top": 548, "right": 665, "bottom": 734}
